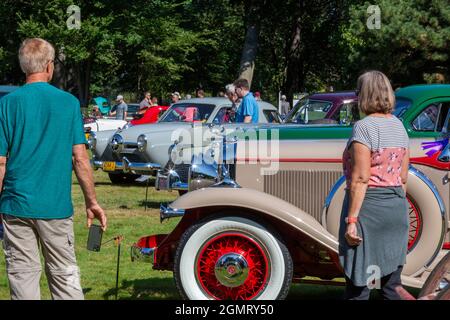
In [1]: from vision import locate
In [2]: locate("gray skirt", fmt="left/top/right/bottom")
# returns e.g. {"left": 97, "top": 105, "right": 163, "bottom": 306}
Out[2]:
{"left": 338, "top": 187, "right": 409, "bottom": 287}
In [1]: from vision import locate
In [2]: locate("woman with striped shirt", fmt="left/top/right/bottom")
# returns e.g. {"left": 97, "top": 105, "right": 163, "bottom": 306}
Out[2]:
{"left": 339, "top": 70, "right": 410, "bottom": 300}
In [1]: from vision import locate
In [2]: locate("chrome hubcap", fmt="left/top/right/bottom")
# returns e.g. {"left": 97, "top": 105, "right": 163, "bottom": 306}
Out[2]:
{"left": 214, "top": 253, "right": 249, "bottom": 287}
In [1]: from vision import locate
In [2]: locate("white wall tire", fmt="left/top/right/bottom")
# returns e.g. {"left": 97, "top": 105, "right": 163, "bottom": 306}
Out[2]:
{"left": 174, "top": 216, "right": 293, "bottom": 300}
{"left": 325, "top": 171, "right": 445, "bottom": 277}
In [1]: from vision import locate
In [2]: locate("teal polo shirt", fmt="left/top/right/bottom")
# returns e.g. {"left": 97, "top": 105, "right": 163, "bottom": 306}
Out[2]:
{"left": 0, "top": 82, "right": 87, "bottom": 219}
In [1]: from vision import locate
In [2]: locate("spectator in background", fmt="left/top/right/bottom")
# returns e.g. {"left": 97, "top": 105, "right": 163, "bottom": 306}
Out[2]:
{"left": 218, "top": 91, "right": 225, "bottom": 97}
{"left": 254, "top": 91, "right": 261, "bottom": 101}
{"left": 139, "top": 91, "right": 151, "bottom": 114}
{"left": 110, "top": 95, "right": 128, "bottom": 120}
{"left": 234, "top": 78, "right": 259, "bottom": 123}
{"left": 151, "top": 96, "right": 158, "bottom": 106}
{"left": 196, "top": 89, "right": 205, "bottom": 98}
{"left": 281, "top": 95, "right": 291, "bottom": 116}
{"left": 225, "top": 84, "right": 239, "bottom": 123}
{"left": 185, "top": 94, "right": 192, "bottom": 100}
{"left": 90, "top": 105, "right": 102, "bottom": 118}
{"left": 171, "top": 92, "right": 181, "bottom": 106}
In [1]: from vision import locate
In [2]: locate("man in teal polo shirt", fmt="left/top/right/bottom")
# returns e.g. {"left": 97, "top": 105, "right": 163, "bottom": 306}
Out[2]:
{"left": 234, "top": 78, "right": 259, "bottom": 123}
{"left": 0, "top": 38, "right": 107, "bottom": 300}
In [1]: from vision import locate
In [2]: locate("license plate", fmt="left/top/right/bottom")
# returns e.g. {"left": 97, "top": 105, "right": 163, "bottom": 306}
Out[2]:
{"left": 102, "top": 162, "right": 116, "bottom": 172}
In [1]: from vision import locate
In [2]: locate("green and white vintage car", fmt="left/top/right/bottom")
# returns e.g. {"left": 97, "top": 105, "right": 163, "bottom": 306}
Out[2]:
{"left": 131, "top": 85, "right": 450, "bottom": 300}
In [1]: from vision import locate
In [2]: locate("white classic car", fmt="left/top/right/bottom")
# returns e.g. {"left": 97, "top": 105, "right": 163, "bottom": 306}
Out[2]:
{"left": 88, "top": 97, "right": 281, "bottom": 183}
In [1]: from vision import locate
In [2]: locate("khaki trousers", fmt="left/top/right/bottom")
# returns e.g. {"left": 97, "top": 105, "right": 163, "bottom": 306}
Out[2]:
{"left": 1, "top": 214, "right": 84, "bottom": 300}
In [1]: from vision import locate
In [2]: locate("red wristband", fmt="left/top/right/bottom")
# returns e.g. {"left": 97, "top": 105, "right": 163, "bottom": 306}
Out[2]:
{"left": 345, "top": 216, "right": 358, "bottom": 224}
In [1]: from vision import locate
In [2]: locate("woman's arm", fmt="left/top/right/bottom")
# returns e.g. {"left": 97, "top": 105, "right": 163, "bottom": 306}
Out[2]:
{"left": 348, "top": 142, "right": 371, "bottom": 218}
{"left": 345, "top": 142, "right": 371, "bottom": 246}
{"left": 400, "top": 149, "right": 410, "bottom": 194}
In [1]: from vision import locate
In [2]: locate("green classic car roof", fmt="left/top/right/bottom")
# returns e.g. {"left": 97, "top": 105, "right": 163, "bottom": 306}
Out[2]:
{"left": 395, "top": 84, "right": 450, "bottom": 105}
{"left": 239, "top": 84, "right": 450, "bottom": 140}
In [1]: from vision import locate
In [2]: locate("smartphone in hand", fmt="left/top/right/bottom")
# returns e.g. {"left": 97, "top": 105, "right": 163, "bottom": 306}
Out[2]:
{"left": 87, "top": 224, "right": 103, "bottom": 252}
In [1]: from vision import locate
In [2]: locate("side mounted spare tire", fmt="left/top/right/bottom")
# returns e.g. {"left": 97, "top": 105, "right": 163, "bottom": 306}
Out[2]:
{"left": 174, "top": 216, "right": 293, "bottom": 300}
{"left": 324, "top": 168, "right": 445, "bottom": 277}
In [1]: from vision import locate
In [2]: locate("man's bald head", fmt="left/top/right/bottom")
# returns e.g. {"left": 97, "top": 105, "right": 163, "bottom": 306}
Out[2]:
{"left": 19, "top": 38, "right": 55, "bottom": 75}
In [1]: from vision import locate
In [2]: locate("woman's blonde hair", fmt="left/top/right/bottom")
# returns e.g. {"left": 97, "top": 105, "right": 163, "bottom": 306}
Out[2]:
{"left": 357, "top": 70, "right": 395, "bottom": 115}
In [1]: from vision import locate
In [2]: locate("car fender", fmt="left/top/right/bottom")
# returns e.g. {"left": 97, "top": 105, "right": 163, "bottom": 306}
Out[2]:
{"left": 169, "top": 187, "right": 339, "bottom": 253}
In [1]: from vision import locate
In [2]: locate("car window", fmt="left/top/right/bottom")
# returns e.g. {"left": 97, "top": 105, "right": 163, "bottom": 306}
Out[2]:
{"left": 213, "top": 107, "right": 235, "bottom": 124}
{"left": 332, "top": 102, "right": 362, "bottom": 125}
{"left": 393, "top": 98, "right": 412, "bottom": 119}
{"left": 159, "top": 103, "right": 216, "bottom": 123}
{"left": 287, "top": 99, "right": 332, "bottom": 124}
{"left": 412, "top": 104, "right": 440, "bottom": 131}
{"left": 263, "top": 110, "right": 281, "bottom": 123}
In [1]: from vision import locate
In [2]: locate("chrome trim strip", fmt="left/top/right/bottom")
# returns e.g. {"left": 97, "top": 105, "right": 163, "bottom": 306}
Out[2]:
{"left": 160, "top": 204, "right": 186, "bottom": 223}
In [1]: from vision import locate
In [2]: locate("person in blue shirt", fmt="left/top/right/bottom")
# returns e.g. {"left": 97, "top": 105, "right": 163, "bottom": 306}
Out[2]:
{"left": 233, "top": 78, "right": 259, "bottom": 123}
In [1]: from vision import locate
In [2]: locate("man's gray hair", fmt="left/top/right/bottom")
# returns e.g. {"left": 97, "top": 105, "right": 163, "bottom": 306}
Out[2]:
{"left": 225, "top": 84, "right": 235, "bottom": 94}
{"left": 19, "top": 38, "right": 55, "bottom": 75}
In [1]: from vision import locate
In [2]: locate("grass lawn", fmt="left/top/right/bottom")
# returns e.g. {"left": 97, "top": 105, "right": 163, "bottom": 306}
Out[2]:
{"left": 0, "top": 170, "right": 419, "bottom": 300}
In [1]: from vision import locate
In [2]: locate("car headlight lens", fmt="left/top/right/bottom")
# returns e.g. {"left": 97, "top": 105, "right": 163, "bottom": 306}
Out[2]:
{"left": 87, "top": 132, "right": 97, "bottom": 150}
{"left": 122, "top": 122, "right": 133, "bottom": 130}
{"left": 110, "top": 134, "right": 124, "bottom": 153}
{"left": 137, "top": 134, "right": 147, "bottom": 152}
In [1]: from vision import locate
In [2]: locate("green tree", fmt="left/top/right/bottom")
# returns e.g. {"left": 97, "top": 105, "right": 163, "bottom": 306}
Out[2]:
{"left": 344, "top": 0, "right": 450, "bottom": 87}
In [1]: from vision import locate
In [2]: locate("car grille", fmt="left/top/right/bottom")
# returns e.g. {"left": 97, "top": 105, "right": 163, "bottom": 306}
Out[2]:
{"left": 264, "top": 170, "right": 343, "bottom": 222}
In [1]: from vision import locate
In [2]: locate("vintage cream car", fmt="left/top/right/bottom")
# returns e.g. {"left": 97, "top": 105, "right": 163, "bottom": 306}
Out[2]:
{"left": 131, "top": 86, "right": 450, "bottom": 300}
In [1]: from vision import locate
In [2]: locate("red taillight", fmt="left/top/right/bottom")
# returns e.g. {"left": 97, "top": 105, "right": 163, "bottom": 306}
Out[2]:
{"left": 443, "top": 242, "right": 450, "bottom": 250}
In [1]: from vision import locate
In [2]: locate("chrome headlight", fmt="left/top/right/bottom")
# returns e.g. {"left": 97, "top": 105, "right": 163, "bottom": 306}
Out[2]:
{"left": 110, "top": 134, "right": 124, "bottom": 153}
{"left": 137, "top": 134, "right": 147, "bottom": 152}
{"left": 122, "top": 122, "right": 133, "bottom": 130}
{"left": 188, "top": 155, "right": 219, "bottom": 192}
{"left": 87, "top": 132, "right": 97, "bottom": 150}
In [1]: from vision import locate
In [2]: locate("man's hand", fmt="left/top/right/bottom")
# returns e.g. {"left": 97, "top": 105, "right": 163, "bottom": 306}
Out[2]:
{"left": 345, "top": 223, "right": 362, "bottom": 246}
{"left": 86, "top": 202, "right": 107, "bottom": 231}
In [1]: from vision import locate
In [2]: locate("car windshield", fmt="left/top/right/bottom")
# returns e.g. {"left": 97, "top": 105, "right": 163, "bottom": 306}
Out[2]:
{"left": 285, "top": 97, "right": 333, "bottom": 124}
{"left": 393, "top": 98, "right": 412, "bottom": 119}
{"left": 159, "top": 103, "right": 216, "bottom": 123}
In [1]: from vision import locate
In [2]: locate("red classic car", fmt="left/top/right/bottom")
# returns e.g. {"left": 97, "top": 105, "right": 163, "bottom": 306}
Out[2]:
{"left": 130, "top": 105, "right": 169, "bottom": 125}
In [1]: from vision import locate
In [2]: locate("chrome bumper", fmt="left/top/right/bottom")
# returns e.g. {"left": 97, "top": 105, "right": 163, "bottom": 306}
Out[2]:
{"left": 160, "top": 204, "right": 185, "bottom": 222}
{"left": 91, "top": 156, "right": 161, "bottom": 174}
{"left": 155, "top": 169, "right": 188, "bottom": 191}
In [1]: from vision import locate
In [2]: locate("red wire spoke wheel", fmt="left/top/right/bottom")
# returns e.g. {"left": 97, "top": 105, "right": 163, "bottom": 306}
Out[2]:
{"left": 195, "top": 233, "right": 270, "bottom": 300}
{"left": 407, "top": 197, "right": 422, "bottom": 252}
{"left": 174, "top": 216, "right": 293, "bottom": 300}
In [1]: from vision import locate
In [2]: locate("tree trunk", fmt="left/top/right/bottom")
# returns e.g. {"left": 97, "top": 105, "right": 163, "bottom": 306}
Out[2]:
{"left": 285, "top": 4, "right": 304, "bottom": 102}
{"left": 238, "top": 0, "right": 261, "bottom": 88}
{"left": 238, "top": 24, "right": 259, "bottom": 88}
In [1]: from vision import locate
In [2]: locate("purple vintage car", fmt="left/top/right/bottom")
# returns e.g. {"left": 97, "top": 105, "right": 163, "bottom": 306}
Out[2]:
{"left": 285, "top": 91, "right": 358, "bottom": 125}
